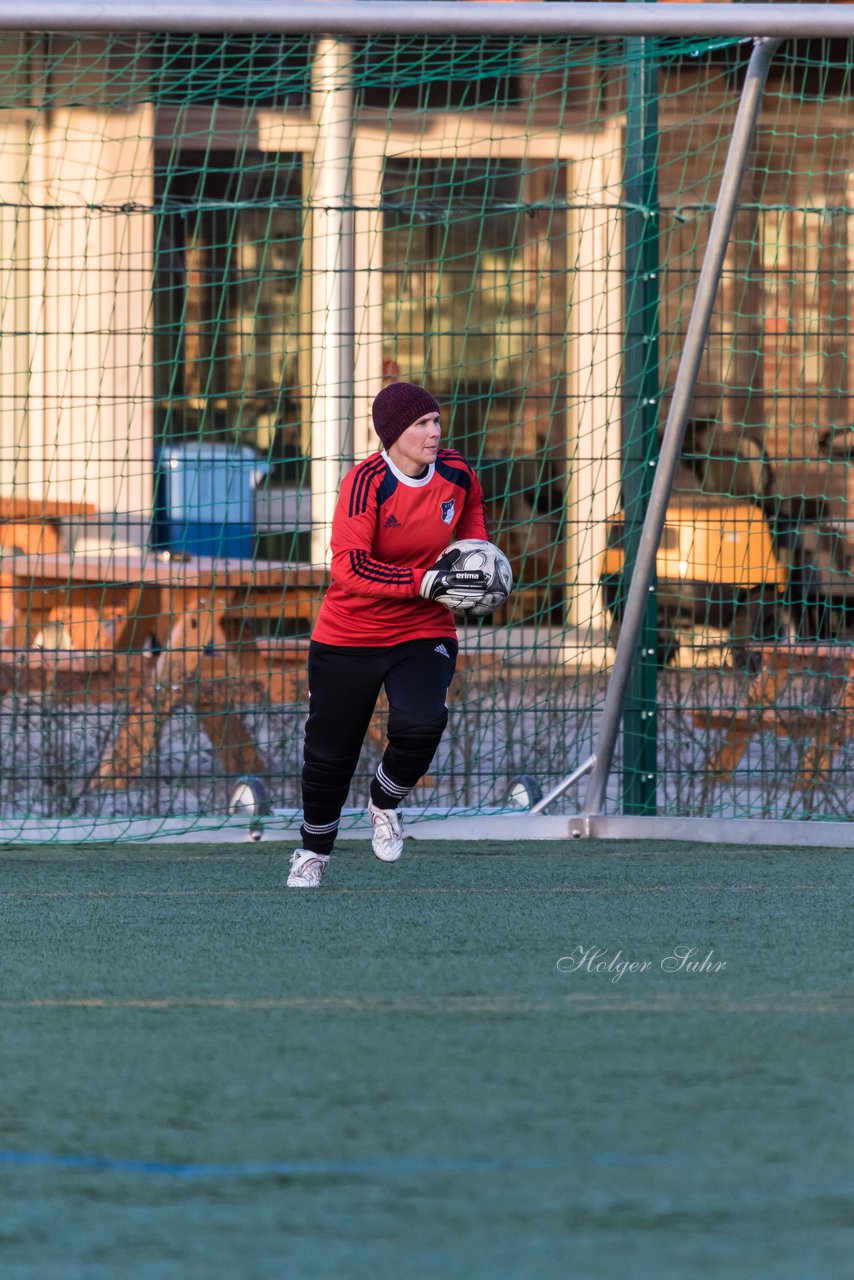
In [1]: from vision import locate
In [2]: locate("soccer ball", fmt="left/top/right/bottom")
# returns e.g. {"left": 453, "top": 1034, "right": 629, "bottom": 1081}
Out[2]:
{"left": 440, "top": 539, "right": 514, "bottom": 617}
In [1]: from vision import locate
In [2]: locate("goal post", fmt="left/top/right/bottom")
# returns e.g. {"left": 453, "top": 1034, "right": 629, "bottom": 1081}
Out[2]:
{"left": 0, "top": 6, "right": 854, "bottom": 842}
{"left": 582, "top": 35, "right": 782, "bottom": 821}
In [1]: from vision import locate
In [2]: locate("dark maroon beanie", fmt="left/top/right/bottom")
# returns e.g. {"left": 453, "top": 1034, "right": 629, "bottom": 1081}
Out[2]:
{"left": 371, "top": 382, "right": 440, "bottom": 450}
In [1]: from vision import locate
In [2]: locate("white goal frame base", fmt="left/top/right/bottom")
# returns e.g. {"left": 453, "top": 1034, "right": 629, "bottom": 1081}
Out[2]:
{"left": 0, "top": 810, "right": 850, "bottom": 848}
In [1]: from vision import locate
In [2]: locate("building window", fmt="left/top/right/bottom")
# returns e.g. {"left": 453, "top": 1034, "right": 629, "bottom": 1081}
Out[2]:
{"left": 381, "top": 156, "right": 568, "bottom": 602}
{"left": 760, "top": 206, "right": 850, "bottom": 431}
{"left": 154, "top": 150, "right": 305, "bottom": 475}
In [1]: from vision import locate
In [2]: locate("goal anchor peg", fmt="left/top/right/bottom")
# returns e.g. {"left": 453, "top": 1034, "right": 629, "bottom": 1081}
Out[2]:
{"left": 228, "top": 776, "right": 273, "bottom": 821}
{"left": 506, "top": 775, "right": 544, "bottom": 810}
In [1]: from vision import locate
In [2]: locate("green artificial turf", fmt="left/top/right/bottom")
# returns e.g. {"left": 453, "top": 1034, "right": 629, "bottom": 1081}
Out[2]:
{"left": 0, "top": 840, "right": 851, "bottom": 1279}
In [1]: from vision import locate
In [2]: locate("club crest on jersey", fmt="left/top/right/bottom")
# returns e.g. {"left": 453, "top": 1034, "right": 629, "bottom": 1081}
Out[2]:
{"left": 440, "top": 498, "right": 455, "bottom": 525}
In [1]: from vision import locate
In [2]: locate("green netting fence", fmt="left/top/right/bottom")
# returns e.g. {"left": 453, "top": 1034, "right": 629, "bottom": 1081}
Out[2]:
{"left": 0, "top": 26, "right": 853, "bottom": 834}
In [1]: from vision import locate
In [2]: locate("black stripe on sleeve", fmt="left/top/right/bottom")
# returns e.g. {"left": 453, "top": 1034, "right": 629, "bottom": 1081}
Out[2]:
{"left": 348, "top": 457, "right": 387, "bottom": 518}
{"left": 349, "top": 549, "right": 415, "bottom": 586}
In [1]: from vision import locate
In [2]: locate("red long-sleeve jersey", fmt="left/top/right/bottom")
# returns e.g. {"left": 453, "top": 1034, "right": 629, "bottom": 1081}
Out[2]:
{"left": 311, "top": 448, "right": 489, "bottom": 647}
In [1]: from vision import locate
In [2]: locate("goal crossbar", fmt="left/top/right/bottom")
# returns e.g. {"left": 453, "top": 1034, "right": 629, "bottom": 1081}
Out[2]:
{"left": 1, "top": 2, "right": 854, "bottom": 38}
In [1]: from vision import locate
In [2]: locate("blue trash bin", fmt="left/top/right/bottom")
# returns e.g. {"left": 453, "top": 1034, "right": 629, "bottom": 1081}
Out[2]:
{"left": 154, "top": 443, "right": 271, "bottom": 559}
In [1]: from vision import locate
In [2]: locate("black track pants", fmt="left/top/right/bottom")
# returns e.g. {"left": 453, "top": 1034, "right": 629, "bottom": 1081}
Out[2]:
{"left": 300, "top": 636, "right": 458, "bottom": 853}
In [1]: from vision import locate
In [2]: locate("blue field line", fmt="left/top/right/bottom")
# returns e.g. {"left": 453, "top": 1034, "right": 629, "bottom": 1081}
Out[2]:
{"left": 0, "top": 1149, "right": 679, "bottom": 1179}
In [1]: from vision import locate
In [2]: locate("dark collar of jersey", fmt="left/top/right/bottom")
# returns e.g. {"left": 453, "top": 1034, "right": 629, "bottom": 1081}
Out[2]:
{"left": 380, "top": 461, "right": 428, "bottom": 500}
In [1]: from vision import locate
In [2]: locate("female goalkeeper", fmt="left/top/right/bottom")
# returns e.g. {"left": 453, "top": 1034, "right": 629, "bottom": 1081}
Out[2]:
{"left": 288, "top": 381, "right": 490, "bottom": 888}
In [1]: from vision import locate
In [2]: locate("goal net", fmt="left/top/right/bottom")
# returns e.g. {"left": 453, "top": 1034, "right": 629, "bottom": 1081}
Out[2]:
{"left": 0, "top": 22, "right": 851, "bottom": 836}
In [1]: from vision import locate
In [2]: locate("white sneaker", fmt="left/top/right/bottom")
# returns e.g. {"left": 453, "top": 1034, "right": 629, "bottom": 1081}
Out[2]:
{"left": 287, "top": 849, "right": 329, "bottom": 888}
{"left": 368, "top": 800, "right": 404, "bottom": 862}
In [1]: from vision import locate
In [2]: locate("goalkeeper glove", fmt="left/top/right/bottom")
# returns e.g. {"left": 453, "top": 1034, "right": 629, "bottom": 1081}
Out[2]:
{"left": 420, "top": 560, "right": 490, "bottom": 612}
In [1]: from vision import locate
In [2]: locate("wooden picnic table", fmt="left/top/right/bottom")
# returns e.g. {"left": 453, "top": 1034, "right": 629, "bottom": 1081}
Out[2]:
{"left": 695, "top": 642, "right": 854, "bottom": 798}
{"left": 0, "top": 551, "right": 507, "bottom": 796}
{"left": 0, "top": 552, "right": 328, "bottom": 788}
{"left": 0, "top": 497, "right": 95, "bottom": 555}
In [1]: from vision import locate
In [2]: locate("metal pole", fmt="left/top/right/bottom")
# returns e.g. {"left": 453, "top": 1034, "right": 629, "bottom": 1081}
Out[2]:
{"left": 530, "top": 755, "right": 596, "bottom": 815}
{"left": 620, "top": 8, "right": 660, "bottom": 815}
{"left": 0, "top": 3, "right": 850, "bottom": 38}
{"left": 309, "top": 36, "right": 354, "bottom": 565}
{"left": 583, "top": 36, "right": 781, "bottom": 818}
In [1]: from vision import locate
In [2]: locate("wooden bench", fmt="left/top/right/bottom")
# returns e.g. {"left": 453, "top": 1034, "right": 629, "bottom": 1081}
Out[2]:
{"left": 694, "top": 643, "right": 854, "bottom": 797}
{"left": 0, "top": 555, "right": 501, "bottom": 790}
{"left": 0, "top": 554, "right": 326, "bottom": 787}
